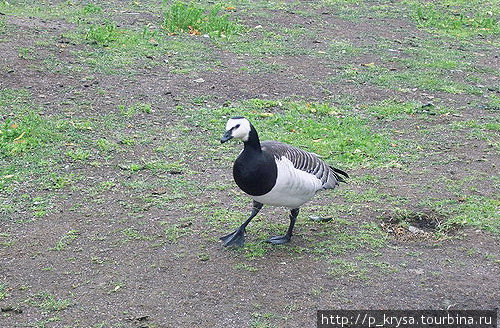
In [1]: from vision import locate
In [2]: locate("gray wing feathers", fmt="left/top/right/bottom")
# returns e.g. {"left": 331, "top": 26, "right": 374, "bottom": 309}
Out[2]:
{"left": 261, "top": 140, "right": 340, "bottom": 189}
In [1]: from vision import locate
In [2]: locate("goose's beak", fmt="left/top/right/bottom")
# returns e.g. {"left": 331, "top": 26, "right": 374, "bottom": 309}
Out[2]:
{"left": 220, "top": 130, "right": 233, "bottom": 143}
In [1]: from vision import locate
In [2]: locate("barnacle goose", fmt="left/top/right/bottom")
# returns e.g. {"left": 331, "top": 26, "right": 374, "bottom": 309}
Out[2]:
{"left": 220, "top": 116, "right": 348, "bottom": 247}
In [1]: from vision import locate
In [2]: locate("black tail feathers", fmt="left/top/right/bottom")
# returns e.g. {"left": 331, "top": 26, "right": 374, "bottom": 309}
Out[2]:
{"left": 330, "top": 166, "right": 349, "bottom": 183}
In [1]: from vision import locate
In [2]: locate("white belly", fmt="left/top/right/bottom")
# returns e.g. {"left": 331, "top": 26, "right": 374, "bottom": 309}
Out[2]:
{"left": 251, "top": 156, "right": 323, "bottom": 208}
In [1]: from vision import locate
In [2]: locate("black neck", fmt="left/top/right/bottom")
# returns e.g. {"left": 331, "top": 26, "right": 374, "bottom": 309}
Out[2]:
{"left": 233, "top": 122, "right": 277, "bottom": 196}
{"left": 243, "top": 124, "right": 261, "bottom": 152}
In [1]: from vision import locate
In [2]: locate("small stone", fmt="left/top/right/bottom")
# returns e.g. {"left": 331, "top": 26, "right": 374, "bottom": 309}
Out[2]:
{"left": 408, "top": 225, "right": 424, "bottom": 234}
{"left": 411, "top": 268, "right": 424, "bottom": 275}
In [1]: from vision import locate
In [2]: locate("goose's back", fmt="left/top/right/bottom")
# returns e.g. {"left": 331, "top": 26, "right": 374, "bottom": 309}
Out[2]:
{"left": 261, "top": 140, "right": 342, "bottom": 190}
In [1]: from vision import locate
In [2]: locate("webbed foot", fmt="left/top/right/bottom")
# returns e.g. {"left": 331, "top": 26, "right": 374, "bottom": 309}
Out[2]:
{"left": 266, "top": 234, "right": 291, "bottom": 245}
{"left": 220, "top": 229, "right": 245, "bottom": 247}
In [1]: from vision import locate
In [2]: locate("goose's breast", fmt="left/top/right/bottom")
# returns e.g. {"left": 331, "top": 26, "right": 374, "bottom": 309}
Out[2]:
{"left": 251, "top": 156, "right": 323, "bottom": 208}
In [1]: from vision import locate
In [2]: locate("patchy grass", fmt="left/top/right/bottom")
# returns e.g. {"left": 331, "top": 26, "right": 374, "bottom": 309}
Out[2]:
{"left": 29, "top": 292, "right": 73, "bottom": 313}
{"left": 162, "top": 222, "right": 193, "bottom": 243}
{"left": 0, "top": 90, "right": 89, "bottom": 191}
{"left": 433, "top": 196, "right": 500, "bottom": 233}
{"left": 85, "top": 20, "right": 120, "bottom": 46}
{"left": 411, "top": 0, "right": 499, "bottom": 37}
{"left": 75, "top": 25, "right": 216, "bottom": 74}
{"left": 121, "top": 227, "right": 155, "bottom": 242}
{"left": 320, "top": 224, "right": 395, "bottom": 280}
{"left": 313, "top": 222, "right": 387, "bottom": 256}
{"left": 49, "top": 230, "right": 79, "bottom": 251}
{"left": 328, "top": 259, "right": 369, "bottom": 279}
{"left": 190, "top": 99, "right": 400, "bottom": 168}
{"left": 333, "top": 63, "right": 481, "bottom": 95}
{"left": 0, "top": 15, "right": 6, "bottom": 34}
{"left": 81, "top": 3, "right": 102, "bottom": 15}
{"left": 118, "top": 102, "right": 153, "bottom": 117}
{"left": 326, "top": 31, "right": 493, "bottom": 96}
{"left": 362, "top": 99, "right": 449, "bottom": 120}
{"left": 234, "top": 262, "right": 259, "bottom": 272}
{"left": 164, "top": 1, "right": 242, "bottom": 37}
{"left": 0, "top": 111, "right": 65, "bottom": 157}
{"left": 66, "top": 148, "right": 91, "bottom": 161}
{"left": 449, "top": 118, "right": 500, "bottom": 150}
{"left": 236, "top": 242, "right": 273, "bottom": 259}
{"left": 486, "top": 94, "right": 500, "bottom": 110}
{"left": 222, "top": 30, "right": 311, "bottom": 57}
{"left": 0, "top": 1, "right": 83, "bottom": 20}
{"left": 323, "top": 39, "right": 364, "bottom": 59}
{"left": 0, "top": 232, "right": 14, "bottom": 247}
{"left": 0, "top": 283, "right": 8, "bottom": 300}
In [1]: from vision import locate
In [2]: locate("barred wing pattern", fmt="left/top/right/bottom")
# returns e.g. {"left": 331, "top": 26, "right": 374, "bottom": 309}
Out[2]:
{"left": 261, "top": 140, "right": 347, "bottom": 190}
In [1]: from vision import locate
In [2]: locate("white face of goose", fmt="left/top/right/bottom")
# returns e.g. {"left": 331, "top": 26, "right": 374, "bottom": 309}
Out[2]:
{"left": 221, "top": 117, "right": 251, "bottom": 143}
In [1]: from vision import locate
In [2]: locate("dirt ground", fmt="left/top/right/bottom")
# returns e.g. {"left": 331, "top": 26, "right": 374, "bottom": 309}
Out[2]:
{"left": 0, "top": 1, "right": 499, "bottom": 327}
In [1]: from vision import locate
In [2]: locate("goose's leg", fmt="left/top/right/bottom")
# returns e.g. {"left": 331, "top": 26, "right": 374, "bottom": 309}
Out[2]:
{"left": 267, "top": 208, "right": 299, "bottom": 245}
{"left": 220, "top": 201, "right": 263, "bottom": 247}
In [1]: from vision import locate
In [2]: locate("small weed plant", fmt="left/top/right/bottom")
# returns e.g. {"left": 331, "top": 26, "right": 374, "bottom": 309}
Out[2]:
{"left": 164, "top": 1, "right": 241, "bottom": 37}
{"left": 85, "top": 21, "right": 119, "bottom": 46}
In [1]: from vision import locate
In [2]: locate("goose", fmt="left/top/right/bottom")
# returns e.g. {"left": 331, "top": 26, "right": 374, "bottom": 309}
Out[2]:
{"left": 220, "top": 116, "right": 348, "bottom": 247}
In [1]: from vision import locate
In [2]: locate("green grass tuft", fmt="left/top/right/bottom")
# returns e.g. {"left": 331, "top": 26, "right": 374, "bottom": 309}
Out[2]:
{"left": 49, "top": 230, "right": 79, "bottom": 251}
{"left": 66, "top": 148, "right": 91, "bottom": 161}
{"left": 163, "top": 223, "right": 192, "bottom": 242}
{"left": 486, "top": 94, "right": 500, "bottom": 111}
{"left": 164, "top": 1, "right": 242, "bottom": 37}
{"left": 82, "top": 3, "right": 102, "bottom": 15}
{"left": 0, "top": 283, "right": 8, "bottom": 300}
{"left": 85, "top": 21, "right": 120, "bottom": 46}
{"left": 31, "top": 292, "right": 72, "bottom": 312}
{"left": 118, "top": 102, "right": 153, "bottom": 117}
